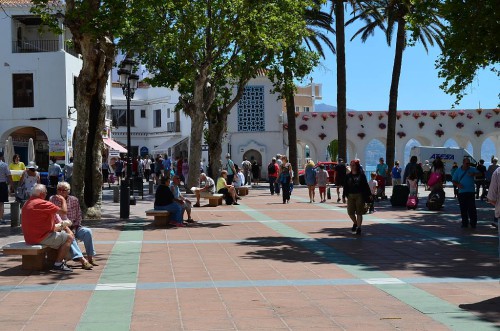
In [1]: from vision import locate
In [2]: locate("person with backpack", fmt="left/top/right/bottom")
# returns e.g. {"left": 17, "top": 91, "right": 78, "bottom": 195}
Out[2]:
{"left": 403, "top": 155, "right": 423, "bottom": 185}
{"left": 267, "top": 158, "right": 279, "bottom": 195}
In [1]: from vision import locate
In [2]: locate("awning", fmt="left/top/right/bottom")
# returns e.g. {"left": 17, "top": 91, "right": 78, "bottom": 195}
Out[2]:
{"left": 103, "top": 138, "right": 128, "bottom": 153}
{"left": 152, "top": 136, "right": 188, "bottom": 154}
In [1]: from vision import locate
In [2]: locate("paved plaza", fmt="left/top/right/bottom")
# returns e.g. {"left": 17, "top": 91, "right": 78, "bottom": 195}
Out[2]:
{"left": 0, "top": 184, "right": 499, "bottom": 330}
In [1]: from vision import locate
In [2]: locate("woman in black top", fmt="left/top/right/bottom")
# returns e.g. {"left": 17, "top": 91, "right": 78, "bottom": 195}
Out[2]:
{"left": 344, "top": 160, "right": 371, "bottom": 235}
{"left": 154, "top": 176, "right": 183, "bottom": 226}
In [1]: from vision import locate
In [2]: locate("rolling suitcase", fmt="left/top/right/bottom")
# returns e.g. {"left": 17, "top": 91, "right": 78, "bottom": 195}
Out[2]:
{"left": 406, "top": 195, "right": 418, "bottom": 209}
{"left": 390, "top": 185, "right": 410, "bottom": 207}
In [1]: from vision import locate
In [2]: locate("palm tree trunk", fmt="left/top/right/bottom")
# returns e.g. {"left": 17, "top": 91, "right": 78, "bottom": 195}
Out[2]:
{"left": 335, "top": 0, "right": 347, "bottom": 161}
{"left": 386, "top": 17, "right": 406, "bottom": 183}
{"left": 284, "top": 65, "right": 299, "bottom": 184}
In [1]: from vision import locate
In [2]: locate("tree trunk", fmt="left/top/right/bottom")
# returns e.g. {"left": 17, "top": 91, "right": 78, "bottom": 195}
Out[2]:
{"left": 335, "top": 0, "right": 347, "bottom": 161}
{"left": 386, "top": 18, "right": 406, "bottom": 183}
{"left": 72, "top": 35, "right": 115, "bottom": 219}
{"left": 284, "top": 66, "right": 299, "bottom": 184}
{"left": 207, "top": 109, "right": 226, "bottom": 180}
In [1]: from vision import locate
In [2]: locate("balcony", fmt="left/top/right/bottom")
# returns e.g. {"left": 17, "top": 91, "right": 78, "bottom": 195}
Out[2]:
{"left": 12, "top": 40, "right": 78, "bottom": 57}
{"left": 167, "top": 121, "right": 179, "bottom": 132}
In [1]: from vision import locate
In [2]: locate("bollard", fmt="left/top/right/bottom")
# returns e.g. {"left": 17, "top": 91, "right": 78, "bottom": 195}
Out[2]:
{"left": 113, "top": 186, "right": 119, "bottom": 203}
{"left": 149, "top": 180, "right": 154, "bottom": 195}
{"left": 10, "top": 201, "right": 20, "bottom": 227}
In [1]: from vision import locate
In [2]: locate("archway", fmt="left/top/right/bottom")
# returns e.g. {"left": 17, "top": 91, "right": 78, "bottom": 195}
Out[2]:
{"left": 481, "top": 137, "right": 495, "bottom": 165}
{"left": 403, "top": 138, "right": 422, "bottom": 165}
{"left": 243, "top": 149, "right": 262, "bottom": 168}
{"left": 3, "top": 127, "right": 49, "bottom": 171}
{"left": 364, "top": 139, "right": 386, "bottom": 172}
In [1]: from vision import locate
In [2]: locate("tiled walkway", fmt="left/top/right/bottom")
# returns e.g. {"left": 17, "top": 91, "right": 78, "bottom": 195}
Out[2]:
{"left": 0, "top": 185, "right": 498, "bottom": 330}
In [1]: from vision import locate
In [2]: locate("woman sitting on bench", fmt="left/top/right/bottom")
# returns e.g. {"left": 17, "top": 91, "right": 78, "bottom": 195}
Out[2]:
{"left": 154, "top": 176, "right": 183, "bottom": 227}
{"left": 217, "top": 170, "right": 239, "bottom": 205}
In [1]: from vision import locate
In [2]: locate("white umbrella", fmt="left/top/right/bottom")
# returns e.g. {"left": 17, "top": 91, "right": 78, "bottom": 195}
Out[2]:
{"left": 28, "top": 138, "right": 35, "bottom": 164}
{"left": 4, "top": 136, "right": 14, "bottom": 165}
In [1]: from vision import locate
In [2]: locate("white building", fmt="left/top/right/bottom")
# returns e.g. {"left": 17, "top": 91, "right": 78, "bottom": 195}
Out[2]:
{"left": 0, "top": 0, "right": 83, "bottom": 171}
{"left": 110, "top": 82, "right": 192, "bottom": 161}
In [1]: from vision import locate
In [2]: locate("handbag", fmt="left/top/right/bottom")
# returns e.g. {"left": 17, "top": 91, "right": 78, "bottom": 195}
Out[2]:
{"left": 427, "top": 172, "right": 441, "bottom": 187}
{"left": 15, "top": 183, "right": 28, "bottom": 201}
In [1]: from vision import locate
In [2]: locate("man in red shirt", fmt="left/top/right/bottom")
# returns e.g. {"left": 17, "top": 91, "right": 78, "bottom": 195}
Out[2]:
{"left": 21, "top": 184, "right": 74, "bottom": 273}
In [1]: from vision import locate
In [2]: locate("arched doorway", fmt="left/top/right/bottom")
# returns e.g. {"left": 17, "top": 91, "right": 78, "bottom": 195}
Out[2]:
{"left": 243, "top": 149, "right": 261, "bottom": 168}
{"left": 5, "top": 127, "right": 49, "bottom": 171}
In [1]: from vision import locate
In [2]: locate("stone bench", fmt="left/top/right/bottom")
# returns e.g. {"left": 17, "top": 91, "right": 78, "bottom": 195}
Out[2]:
{"left": 236, "top": 186, "right": 250, "bottom": 196}
{"left": 204, "top": 194, "right": 224, "bottom": 207}
{"left": 2, "top": 241, "right": 57, "bottom": 271}
{"left": 145, "top": 209, "right": 171, "bottom": 226}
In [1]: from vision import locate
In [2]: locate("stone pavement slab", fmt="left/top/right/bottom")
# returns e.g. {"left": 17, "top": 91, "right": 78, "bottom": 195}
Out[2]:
{"left": 0, "top": 184, "right": 498, "bottom": 330}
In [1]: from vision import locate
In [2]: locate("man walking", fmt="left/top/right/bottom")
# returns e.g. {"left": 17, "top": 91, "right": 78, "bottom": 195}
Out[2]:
{"left": 267, "top": 157, "right": 279, "bottom": 195}
{"left": 486, "top": 166, "right": 500, "bottom": 260}
{"left": 452, "top": 157, "right": 480, "bottom": 229}
{"left": 225, "top": 153, "right": 236, "bottom": 185}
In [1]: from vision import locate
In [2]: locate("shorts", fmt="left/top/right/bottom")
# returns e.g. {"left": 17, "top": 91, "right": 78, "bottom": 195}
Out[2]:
{"left": 347, "top": 193, "right": 365, "bottom": 216}
{"left": 40, "top": 231, "right": 69, "bottom": 249}
{"left": 319, "top": 186, "right": 326, "bottom": 194}
{"left": 0, "top": 182, "right": 8, "bottom": 202}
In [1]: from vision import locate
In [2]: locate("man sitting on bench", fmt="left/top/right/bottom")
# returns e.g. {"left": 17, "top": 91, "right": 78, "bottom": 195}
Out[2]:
{"left": 21, "top": 184, "right": 74, "bottom": 273}
{"left": 193, "top": 173, "right": 216, "bottom": 207}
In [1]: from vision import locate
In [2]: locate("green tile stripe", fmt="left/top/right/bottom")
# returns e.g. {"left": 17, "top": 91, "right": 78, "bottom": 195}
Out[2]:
{"left": 77, "top": 221, "right": 143, "bottom": 331}
{"left": 236, "top": 203, "right": 497, "bottom": 330}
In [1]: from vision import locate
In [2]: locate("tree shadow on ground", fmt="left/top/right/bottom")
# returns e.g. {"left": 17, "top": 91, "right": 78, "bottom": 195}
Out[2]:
{"left": 459, "top": 297, "right": 500, "bottom": 324}
{"left": 236, "top": 195, "right": 499, "bottom": 280}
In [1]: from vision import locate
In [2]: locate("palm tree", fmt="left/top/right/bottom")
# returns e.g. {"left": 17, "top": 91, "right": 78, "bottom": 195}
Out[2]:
{"left": 330, "top": 0, "right": 361, "bottom": 162}
{"left": 349, "top": 1, "right": 444, "bottom": 172}
{"left": 285, "top": 7, "right": 335, "bottom": 184}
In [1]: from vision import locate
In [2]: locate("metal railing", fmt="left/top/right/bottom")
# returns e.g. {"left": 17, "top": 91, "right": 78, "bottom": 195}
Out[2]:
{"left": 12, "top": 39, "right": 79, "bottom": 57}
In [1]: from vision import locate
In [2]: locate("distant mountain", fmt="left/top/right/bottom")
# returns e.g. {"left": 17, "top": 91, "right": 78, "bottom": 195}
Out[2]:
{"left": 315, "top": 103, "right": 356, "bottom": 112}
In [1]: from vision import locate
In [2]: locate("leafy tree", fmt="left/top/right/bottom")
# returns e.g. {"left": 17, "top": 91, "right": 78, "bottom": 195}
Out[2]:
{"left": 437, "top": 0, "right": 500, "bottom": 105}
{"left": 272, "top": 6, "right": 333, "bottom": 184}
{"left": 31, "top": 0, "right": 129, "bottom": 218}
{"left": 349, "top": 0, "right": 444, "bottom": 173}
{"left": 120, "top": 0, "right": 317, "bottom": 188}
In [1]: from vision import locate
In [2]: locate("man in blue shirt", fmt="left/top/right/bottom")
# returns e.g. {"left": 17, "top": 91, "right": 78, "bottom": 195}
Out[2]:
{"left": 452, "top": 157, "right": 481, "bottom": 228}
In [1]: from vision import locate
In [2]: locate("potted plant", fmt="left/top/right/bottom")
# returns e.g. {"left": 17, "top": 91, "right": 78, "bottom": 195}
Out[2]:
{"left": 456, "top": 122, "right": 464, "bottom": 129}
{"left": 474, "top": 129, "right": 483, "bottom": 137}
{"left": 418, "top": 121, "right": 425, "bottom": 129}
{"left": 299, "top": 124, "right": 308, "bottom": 131}
{"left": 357, "top": 132, "right": 366, "bottom": 139}
{"left": 358, "top": 114, "right": 364, "bottom": 121}
{"left": 321, "top": 113, "right": 328, "bottom": 121}
{"left": 430, "top": 111, "right": 438, "bottom": 119}
{"left": 467, "top": 113, "right": 474, "bottom": 119}
{"left": 319, "top": 133, "right": 327, "bottom": 140}
{"left": 329, "top": 112, "right": 336, "bottom": 118}
{"left": 348, "top": 112, "right": 354, "bottom": 118}
{"left": 378, "top": 114, "right": 384, "bottom": 120}
{"left": 476, "top": 108, "right": 483, "bottom": 114}
{"left": 495, "top": 121, "right": 500, "bottom": 128}
{"left": 379, "top": 123, "right": 386, "bottom": 130}
{"left": 458, "top": 110, "right": 465, "bottom": 116}
{"left": 403, "top": 111, "right": 411, "bottom": 116}
{"left": 396, "top": 113, "right": 402, "bottom": 120}
{"left": 367, "top": 111, "right": 373, "bottom": 117}
{"left": 413, "top": 112, "right": 421, "bottom": 119}
{"left": 493, "top": 109, "right": 500, "bottom": 115}
{"left": 485, "top": 113, "right": 493, "bottom": 119}
{"left": 421, "top": 111, "right": 428, "bottom": 116}
{"left": 311, "top": 112, "right": 318, "bottom": 118}
{"left": 448, "top": 111, "right": 458, "bottom": 119}
{"left": 435, "top": 129, "right": 444, "bottom": 137}
{"left": 397, "top": 131, "right": 406, "bottom": 138}
{"left": 302, "top": 114, "right": 310, "bottom": 121}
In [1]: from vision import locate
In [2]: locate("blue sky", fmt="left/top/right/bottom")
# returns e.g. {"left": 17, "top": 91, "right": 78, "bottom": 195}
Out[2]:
{"left": 309, "top": 15, "right": 499, "bottom": 111}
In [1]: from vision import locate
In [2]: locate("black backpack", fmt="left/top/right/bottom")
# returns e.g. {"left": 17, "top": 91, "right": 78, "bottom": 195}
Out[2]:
{"left": 268, "top": 163, "right": 276, "bottom": 175}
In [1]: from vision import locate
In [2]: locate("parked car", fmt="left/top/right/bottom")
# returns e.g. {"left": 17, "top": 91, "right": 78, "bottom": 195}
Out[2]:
{"left": 298, "top": 161, "right": 337, "bottom": 185}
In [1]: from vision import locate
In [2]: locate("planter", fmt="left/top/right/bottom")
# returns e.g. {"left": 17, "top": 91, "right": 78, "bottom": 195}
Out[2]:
{"left": 435, "top": 129, "right": 444, "bottom": 137}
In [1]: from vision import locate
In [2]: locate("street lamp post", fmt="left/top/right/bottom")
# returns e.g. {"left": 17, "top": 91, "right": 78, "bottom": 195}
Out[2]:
{"left": 117, "top": 58, "right": 139, "bottom": 219}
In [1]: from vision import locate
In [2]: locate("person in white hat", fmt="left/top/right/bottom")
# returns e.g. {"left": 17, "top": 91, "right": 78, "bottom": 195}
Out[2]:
{"left": 18, "top": 162, "right": 41, "bottom": 203}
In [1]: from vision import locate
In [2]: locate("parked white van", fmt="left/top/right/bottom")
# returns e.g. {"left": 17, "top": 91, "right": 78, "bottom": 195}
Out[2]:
{"left": 409, "top": 146, "right": 477, "bottom": 180}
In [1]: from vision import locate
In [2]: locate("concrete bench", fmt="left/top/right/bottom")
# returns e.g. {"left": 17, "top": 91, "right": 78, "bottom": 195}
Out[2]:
{"left": 236, "top": 186, "right": 250, "bottom": 196}
{"left": 2, "top": 241, "right": 57, "bottom": 271}
{"left": 204, "top": 194, "right": 224, "bottom": 207}
{"left": 145, "top": 209, "right": 171, "bottom": 226}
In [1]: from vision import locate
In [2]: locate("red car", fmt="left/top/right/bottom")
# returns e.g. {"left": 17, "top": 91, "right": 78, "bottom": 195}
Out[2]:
{"left": 298, "top": 161, "right": 337, "bottom": 185}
